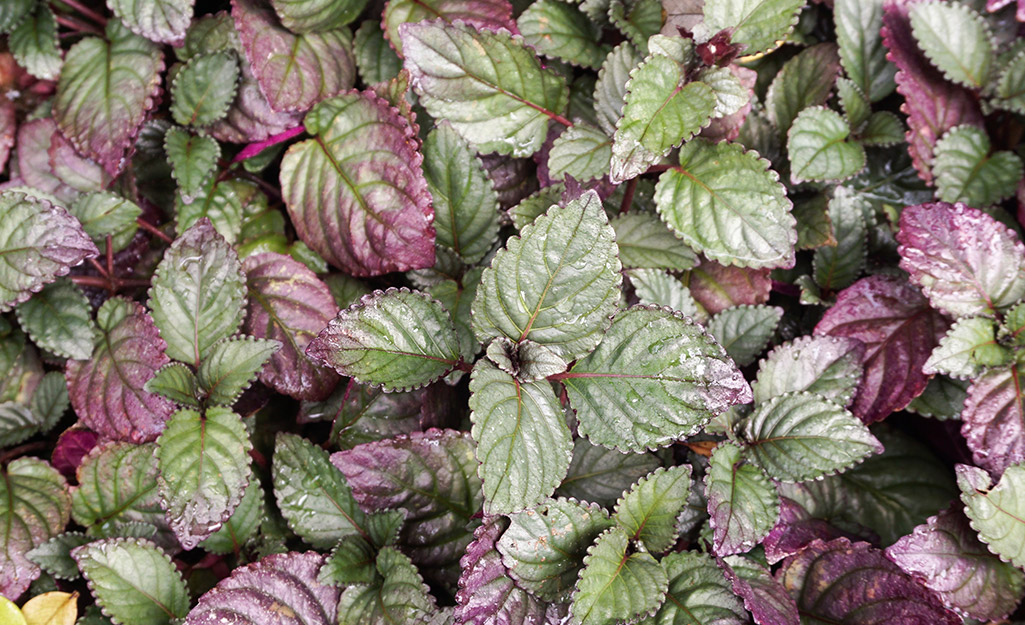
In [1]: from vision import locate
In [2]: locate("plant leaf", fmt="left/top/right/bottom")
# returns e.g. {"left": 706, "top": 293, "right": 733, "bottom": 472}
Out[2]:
{"left": 689, "top": 261, "right": 772, "bottom": 315}
{"left": 898, "top": 202, "right": 1025, "bottom": 318}
{"left": 0, "top": 458, "right": 71, "bottom": 599}
{"left": 627, "top": 269, "right": 706, "bottom": 322}
{"left": 909, "top": 1, "right": 994, "bottom": 89}
{"left": 788, "top": 106, "right": 866, "bottom": 183}
{"left": 518, "top": 0, "right": 609, "bottom": 69}
{"left": 73, "top": 538, "right": 189, "bottom": 625}
{"left": 837, "top": 78, "right": 870, "bottom": 131}
{"left": 145, "top": 364, "right": 200, "bottom": 407}
{"left": 9, "top": 4, "right": 61, "bottom": 81}
{"left": 706, "top": 443, "right": 780, "bottom": 556}
{"left": 199, "top": 477, "right": 265, "bottom": 555}
{"left": 472, "top": 190, "right": 621, "bottom": 361}
{"left": 383, "top": 0, "right": 514, "bottom": 56}
{"left": 170, "top": 51, "right": 240, "bottom": 127}
{"left": 27, "top": 533, "right": 92, "bottom": 581}
{"left": 354, "top": 21, "right": 401, "bottom": 85}
{"left": 701, "top": 0, "right": 804, "bottom": 55}
{"left": 958, "top": 463, "right": 1025, "bottom": 570}
{"left": 548, "top": 124, "right": 613, "bottom": 183}
{"left": 753, "top": 335, "right": 865, "bottom": 407}
{"left": 208, "top": 51, "right": 304, "bottom": 144}
{"left": 242, "top": 252, "right": 340, "bottom": 401}
{"left": 68, "top": 192, "right": 142, "bottom": 253}
{"left": 565, "top": 306, "right": 751, "bottom": 452}
{"left": 960, "top": 364, "right": 1025, "bottom": 478}
{"left": 557, "top": 439, "right": 662, "bottom": 508}
{"left": 613, "top": 465, "right": 691, "bottom": 553}
{"left": 70, "top": 442, "right": 166, "bottom": 539}
{"left": 401, "top": 21, "right": 569, "bottom": 157}
{"left": 812, "top": 186, "right": 868, "bottom": 292}
{"left": 164, "top": 128, "right": 219, "bottom": 203}
{"left": 611, "top": 212, "right": 697, "bottom": 271}
{"left": 109, "top": 0, "right": 193, "bottom": 44}
{"left": 766, "top": 43, "right": 841, "bottom": 137}
{"left": 197, "top": 337, "right": 280, "bottom": 405}
{"left": 924, "top": 317, "right": 1007, "bottom": 380}
{"left": 653, "top": 550, "right": 747, "bottom": 625}
{"left": 718, "top": 555, "right": 799, "bottom": 625}
{"left": 594, "top": 42, "right": 642, "bottom": 136}
{"left": 336, "top": 547, "right": 436, "bottom": 624}
{"left": 708, "top": 304, "right": 782, "bottom": 367}
{"left": 571, "top": 527, "right": 668, "bottom": 625}
{"left": 859, "top": 111, "right": 904, "bottom": 146}
{"left": 834, "top": 0, "right": 895, "bottom": 101}
{"left": 15, "top": 280, "right": 96, "bottom": 361}
{"left": 270, "top": 0, "right": 363, "bottom": 32}
{"left": 655, "top": 138, "right": 796, "bottom": 269}
{"left": 932, "top": 125, "right": 1023, "bottom": 207}
{"left": 53, "top": 22, "right": 163, "bottom": 177}
{"left": 814, "top": 275, "right": 948, "bottom": 423}
{"left": 0, "top": 403, "right": 43, "bottom": 448}
{"left": 280, "top": 92, "right": 435, "bottom": 276}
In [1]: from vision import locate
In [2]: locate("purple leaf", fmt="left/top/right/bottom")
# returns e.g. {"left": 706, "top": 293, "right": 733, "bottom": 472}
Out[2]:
{"left": 960, "top": 365, "right": 1025, "bottom": 477}
{"left": 898, "top": 202, "right": 1025, "bottom": 318}
{"left": 778, "top": 538, "right": 961, "bottom": 625}
{"left": 65, "top": 297, "right": 176, "bottom": 443}
{"left": 718, "top": 555, "right": 799, "bottom": 625}
{"left": 689, "top": 259, "right": 771, "bottom": 316}
{"left": 48, "top": 128, "right": 112, "bottom": 194}
{"left": 233, "top": 0, "right": 356, "bottom": 113}
{"left": 51, "top": 426, "right": 99, "bottom": 479}
{"left": 763, "top": 498, "right": 857, "bottom": 565}
{"left": 880, "top": 0, "right": 984, "bottom": 183}
{"left": 16, "top": 118, "right": 79, "bottom": 203}
{"left": 886, "top": 505, "right": 1025, "bottom": 621}
{"left": 280, "top": 91, "right": 435, "bottom": 276}
{"left": 208, "top": 50, "right": 304, "bottom": 143}
{"left": 455, "top": 517, "right": 549, "bottom": 625}
{"left": 184, "top": 552, "right": 340, "bottom": 625}
{"left": 815, "top": 275, "right": 948, "bottom": 423}
{"left": 242, "top": 252, "right": 340, "bottom": 401}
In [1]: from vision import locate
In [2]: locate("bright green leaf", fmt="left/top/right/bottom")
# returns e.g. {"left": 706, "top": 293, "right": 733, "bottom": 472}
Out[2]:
{"left": 144, "top": 364, "right": 201, "bottom": 407}
{"left": 15, "top": 279, "right": 97, "bottom": 361}
{"left": 197, "top": 337, "right": 281, "bottom": 406}
{"left": 925, "top": 316, "right": 1009, "bottom": 380}
{"left": 933, "top": 125, "right": 1023, "bottom": 207}
{"left": 909, "top": 0, "right": 994, "bottom": 89}
{"left": 571, "top": 527, "right": 668, "bottom": 625}
{"left": 164, "top": 127, "right": 220, "bottom": 203}
{"left": 613, "top": 465, "right": 691, "bottom": 553}
{"left": 788, "top": 106, "right": 866, "bottom": 183}
{"left": 548, "top": 123, "right": 613, "bottom": 183}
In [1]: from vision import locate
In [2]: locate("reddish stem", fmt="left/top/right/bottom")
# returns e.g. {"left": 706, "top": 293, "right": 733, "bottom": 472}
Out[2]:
{"left": 54, "top": 14, "right": 102, "bottom": 36}
{"left": 105, "top": 235, "right": 114, "bottom": 277}
{"left": 620, "top": 178, "right": 638, "bottom": 214}
{"left": 644, "top": 164, "right": 673, "bottom": 175}
{"left": 54, "top": 0, "right": 108, "bottom": 26}
{"left": 136, "top": 218, "right": 173, "bottom": 244}
{"left": 87, "top": 257, "right": 109, "bottom": 278}
{"left": 232, "top": 126, "right": 305, "bottom": 163}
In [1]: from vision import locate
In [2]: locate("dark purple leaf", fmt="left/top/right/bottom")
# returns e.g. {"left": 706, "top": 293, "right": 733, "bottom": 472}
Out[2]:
{"left": 242, "top": 252, "right": 340, "bottom": 401}
{"left": 763, "top": 498, "right": 858, "bottom": 565}
{"left": 718, "top": 555, "right": 799, "bottom": 625}
{"left": 184, "top": 551, "right": 340, "bottom": 625}
{"left": 886, "top": 505, "right": 1025, "bottom": 621}
{"left": 66, "top": 297, "right": 176, "bottom": 443}
{"left": 815, "top": 275, "right": 948, "bottom": 423}
{"left": 689, "top": 259, "right": 772, "bottom": 316}
{"left": 51, "top": 426, "right": 99, "bottom": 479}
{"left": 960, "top": 365, "right": 1025, "bottom": 477}
{"left": 880, "top": 0, "right": 984, "bottom": 183}
{"left": 778, "top": 538, "right": 961, "bottom": 625}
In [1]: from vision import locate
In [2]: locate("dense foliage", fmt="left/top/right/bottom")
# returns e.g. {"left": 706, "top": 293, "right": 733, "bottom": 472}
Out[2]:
{"left": 1, "top": 0, "right": 1025, "bottom": 623}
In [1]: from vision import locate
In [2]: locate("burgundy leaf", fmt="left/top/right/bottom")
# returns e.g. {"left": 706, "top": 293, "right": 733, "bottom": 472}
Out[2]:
{"left": 898, "top": 202, "right": 1025, "bottom": 318}
{"left": 17, "top": 118, "right": 78, "bottom": 203}
{"left": 689, "top": 259, "right": 772, "bottom": 315}
{"left": 960, "top": 365, "right": 1025, "bottom": 477}
{"left": 815, "top": 275, "right": 948, "bottom": 423}
{"left": 48, "top": 129, "right": 111, "bottom": 194}
{"left": 208, "top": 53, "right": 304, "bottom": 143}
{"left": 762, "top": 498, "right": 856, "bottom": 565}
{"left": 886, "top": 505, "right": 1025, "bottom": 621}
{"left": 185, "top": 552, "right": 340, "bottom": 625}
{"left": 718, "top": 555, "right": 799, "bottom": 625}
{"left": 880, "top": 0, "right": 984, "bottom": 183}
{"left": 242, "top": 252, "right": 340, "bottom": 401}
{"left": 65, "top": 297, "right": 176, "bottom": 443}
{"left": 455, "top": 517, "right": 549, "bottom": 625}
{"left": 51, "top": 426, "right": 100, "bottom": 479}
{"left": 778, "top": 538, "right": 961, "bottom": 625}
{"left": 0, "top": 99, "right": 14, "bottom": 172}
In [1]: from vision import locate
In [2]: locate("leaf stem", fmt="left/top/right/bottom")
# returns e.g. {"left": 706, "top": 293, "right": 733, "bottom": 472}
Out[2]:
{"left": 54, "top": 14, "right": 102, "bottom": 36}
{"left": 136, "top": 217, "right": 174, "bottom": 244}
{"left": 620, "top": 178, "right": 637, "bottom": 214}
{"left": 54, "top": 0, "right": 108, "bottom": 27}
{"left": 0, "top": 441, "right": 49, "bottom": 465}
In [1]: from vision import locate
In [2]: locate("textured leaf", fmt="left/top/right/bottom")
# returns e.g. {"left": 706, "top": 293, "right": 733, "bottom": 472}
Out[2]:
{"left": 170, "top": 51, "right": 240, "bottom": 127}
{"left": 594, "top": 42, "right": 642, "bottom": 136}
{"left": 0, "top": 0, "right": 33, "bottom": 34}
{"left": 611, "top": 213, "right": 697, "bottom": 271}
{"left": 924, "top": 317, "right": 1007, "bottom": 380}
{"left": 518, "top": 0, "right": 608, "bottom": 68}
{"left": 779, "top": 538, "right": 960, "bottom": 625}
{"left": 271, "top": 0, "right": 364, "bottom": 32}
{"left": 708, "top": 305, "right": 782, "bottom": 367}
{"left": 184, "top": 551, "right": 340, "bottom": 625}
{"left": 336, "top": 547, "right": 436, "bottom": 624}
{"left": 960, "top": 363, "right": 1025, "bottom": 479}
{"left": 423, "top": 123, "right": 501, "bottom": 264}
{"left": 197, "top": 337, "right": 280, "bottom": 406}
{"left": 655, "top": 138, "right": 796, "bottom": 269}
{"left": 145, "top": 364, "right": 200, "bottom": 407}
{"left": 813, "top": 186, "right": 868, "bottom": 292}
{"left": 71, "top": 442, "right": 165, "bottom": 537}
{"left": 766, "top": 43, "right": 841, "bottom": 137}
{"left": 788, "top": 107, "right": 866, "bottom": 184}
{"left": 814, "top": 275, "right": 948, "bottom": 423}
{"left": 109, "top": 0, "right": 193, "bottom": 44}
{"left": 15, "top": 280, "right": 96, "bottom": 361}
{"left": 53, "top": 22, "right": 163, "bottom": 177}
{"left": 742, "top": 391, "right": 883, "bottom": 482}
{"left": 898, "top": 202, "right": 1025, "bottom": 318}
{"left": 156, "top": 407, "right": 252, "bottom": 549}
{"left": 571, "top": 527, "right": 667, "bottom": 625}
{"left": 613, "top": 465, "right": 691, "bottom": 553}
{"left": 653, "top": 550, "right": 747, "bottom": 625}
{"left": 353, "top": 21, "right": 400, "bottom": 85}
{"left": 994, "top": 47, "right": 1025, "bottom": 114}
{"left": 548, "top": 124, "right": 612, "bottom": 183}
{"left": 66, "top": 297, "right": 176, "bottom": 443}
{"left": 834, "top": 0, "right": 895, "bottom": 101}
{"left": 837, "top": 78, "right": 871, "bottom": 131}
{"left": 48, "top": 130, "right": 113, "bottom": 195}
{"left": 498, "top": 498, "right": 614, "bottom": 602}
{"left": 27, "top": 533, "right": 92, "bottom": 581}
{"left": 627, "top": 269, "right": 706, "bottom": 322}
{"left": 233, "top": 0, "right": 355, "bottom": 113}
{"left": 0, "top": 458, "right": 71, "bottom": 599}
{"left": 68, "top": 192, "right": 142, "bottom": 254}
{"left": 318, "top": 535, "right": 380, "bottom": 587}
{"left": 718, "top": 555, "right": 798, "bottom": 625}
{"left": 701, "top": 0, "right": 804, "bottom": 55}
{"left": 73, "top": 538, "right": 189, "bottom": 625}
{"left": 280, "top": 92, "right": 435, "bottom": 276}
{"left": 243, "top": 252, "right": 340, "bottom": 401}
{"left": 401, "top": 21, "right": 569, "bottom": 157}
{"left": 706, "top": 443, "right": 780, "bottom": 556}
{"left": 859, "top": 111, "right": 904, "bottom": 146}
{"left": 0, "top": 403, "right": 43, "bottom": 448}
{"left": 384, "top": 0, "right": 514, "bottom": 56}
{"left": 469, "top": 360, "right": 572, "bottom": 514}
{"left": 20, "top": 591, "right": 78, "bottom": 625}
{"left": 958, "top": 463, "right": 1025, "bottom": 570}
{"left": 565, "top": 306, "right": 751, "bottom": 452}
{"left": 886, "top": 505, "right": 1025, "bottom": 621}
{"left": 164, "top": 128, "right": 219, "bottom": 204}
{"left": 485, "top": 338, "right": 568, "bottom": 383}
{"left": 932, "top": 125, "right": 1023, "bottom": 207}
{"left": 752, "top": 335, "right": 865, "bottom": 407}
{"left": 199, "top": 477, "right": 265, "bottom": 555}
{"left": 905, "top": 374, "right": 967, "bottom": 421}
{"left": 472, "top": 191, "right": 621, "bottom": 361}
{"left": 909, "top": 1, "right": 994, "bottom": 89}
{"left": 207, "top": 51, "right": 304, "bottom": 144}
{"left": 689, "top": 261, "right": 772, "bottom": 315}
{"left": 9, "top": 4, "right": 61, "bottom": 81}
{"left": 557, "top": 439, "right": 662, "bottom": 508}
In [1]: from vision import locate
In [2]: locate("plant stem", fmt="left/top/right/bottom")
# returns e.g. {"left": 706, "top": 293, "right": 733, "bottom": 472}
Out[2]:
{"left": 54, "top": 0, "right": 108, "bottom": 26}
{"left": 54, "top": 14, "right": 102, "bottom": 36}
{"left": 136, "top": 217, "right": 173, "bottom": 244}
{"left": 620, "top": 178, "right": 637, "bottom": 214}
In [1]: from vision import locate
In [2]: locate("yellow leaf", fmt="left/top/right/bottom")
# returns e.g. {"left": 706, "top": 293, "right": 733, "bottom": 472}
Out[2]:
{"left": 20, "top": 592, "right": 78, "bottom": 625}
{"left": 0, "top": 596, "right": 27, "bottom": 625}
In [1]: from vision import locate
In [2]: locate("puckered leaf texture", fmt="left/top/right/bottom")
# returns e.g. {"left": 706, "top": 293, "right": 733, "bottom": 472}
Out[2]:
{"left": 958, "top": 463, "right": 1025, "bottom": 570}
{"left": 614, "top": 465, "right": 691, "bottom": 553}
{"left": 706, "top": 443, "right": 779, "bottom": 556}
{"left": 571, "top": 527, "right": 668, "bottom": 625}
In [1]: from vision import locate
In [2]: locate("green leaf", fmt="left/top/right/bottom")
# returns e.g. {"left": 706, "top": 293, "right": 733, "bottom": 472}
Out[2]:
{"left": 697, "top": 66, "right": 749, "bottom": 119}
{"left": 144, "top": 364, "right": 200, "bottom": 407}
{"left": 766, "top": 43, "right": 841, "bottom": 138}
{"left": 858, "top": 111, "right": 904, "bottom": 146}
{"left": 610, "top": 44, "right": 716, "bottom": 182}
{"left": 177, "top": 178, "right": 259, "bottom": 246}
{"left": 9, "top": 4, "right": 61, "bottom": 81}
{"left": 906, "top": 375, "right": 968, "bottom": 421}
{"left": 26, "top": 533, "right": 92, "bottom": 581}
{"left": 28, "top": 372, "right": 70, "bottom": 434}
{"left": 653, "top": 551, "right": 747, "bottom": 625}
{"left": 0, "top": 0, "right": 33, "bottom": 34}
{"left": 199, "top": 477, "right": 265, "bottom": 554}
{"left": 428, "top": 269, "right": 482, "bottom": 363}
{"left": 701, "top": 0, "right": 804, "bottom": 55}
{"left": 171, "top": 51, "right": 239, "bottom": 127}
{"left": 933, "top": 125, "right": 1023, "bottom": 207}
{"left": 472, "top": 190, "right": 621, "bottom": 361}
{"left": 508, "top": 185, "right": 565, "bottom": 230}
{"left": 72, "top": 538, "right": 189, "bottom": 625}
{"left": 752, "top": 335, "right": 864, "bottom": 407}
{"left": 742, "top": 391, "right": 883, "bottom": 482}
{"left": 0, "top": 191, "right": 98, "bottom": 312}
{"left": 68, "top": 192, "right": 142, "bottom": 253}
{"left": 485, "top": 337, "right": 568, "bottom": 382}
{"left": 612, "top": 213, "right": 697, "bottom": 271}
{"left": 565, "top": 306, "right": 751, "bottom": 452}
{"left": 423, "top": 123, "right": 500, "bottom": 264}
{"left": 571, "top": 527, "right": 668, "bottom": 625}
{"left": 994, "top": 48, "right": 1025, "bottom": 114}
{"left": 655, "top": 138, "right": 796, "bottom": 269}
{"left": 594, "top": 42, "right": 642, "bottom": 136}
{"left": 958, "top": 463, "right": 1025, "bottom": 569}
{"left": 401, "top": 22, "right": 569, "bottom": 157}
{"left": 708, "top": 305, "right": 782, "bottom": 367}
{"left": 108, "top": 0, "right": 194, "bottom": 44}
{"left": 498, "top": 498, "right": 614, "bottom": 602}
{"left": 609, "top": 0, "right": 662, "bottom": 54}
{"left": 272, "top": 433, "right": 367, "bottom": 549}
{"left": 15, "top": 279, "right": 97, "bottom": 360}
{"left": 0, "top": 403, "right": 42, "bottom": 448}
{"left": 353, "top": 21, "right": 401, "bottom": 86}
{"left": 813, "top": 186, "right": 868, "bottom": 291}
{"left": 148, "top": 219, "right": 246, "bottom": 366}
{"left": 518, "top": 0, "right": 609, "bottom": 69}
{"left": 336, "top": 547, "right": 436, "bottom": 625}
{"left": 788, "top": 106, "right": 866, "bottom": 183}
{"left": 156, "top": 407, "right": 252, "bottom": 549}
{"left": 549, "top": 123, "right": 613, "bottom": 183}
{"left": 468, "top": 360, "right": 572, "bottom": 514}
{"left": 71, "top": 442, "right": 165, "bottom": 536}
{"left": 909, "top": 0, "right": 994, "bottom": 89}
{"left": 834, "top": 0, "right": 895, "bottom": 101}
{"left": 197, "top": 337, "right": 281, "bottom": 406}
{"left": 837, "top": 77, "right": 870, "bottom": 130}
{"left": 613, "top": 465, "right": 691, "bottom": 553}
{"left": 706, "top": 443, "right": 780, "bottom": 555}
{"left": 925, "top": 316, "right": 1009, "bottom": 380}
{"left": 164, "top": 127, "right": 219, "bottom": 203}
{"left": 627, "top": 269, "right": 707, "bottom": 322}
{"left": 557, "top": 439, "right": 662, "bottom": 508}
{"left": 319, "top": 514, "right": 403, "bottom": 586}
{"left": 270, "top": 0, "right": 364, "bottom": 33}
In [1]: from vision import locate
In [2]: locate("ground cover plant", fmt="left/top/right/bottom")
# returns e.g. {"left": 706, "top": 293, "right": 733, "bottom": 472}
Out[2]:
{"left": 2, "top": 0, "right": 1025, "bottom": 622}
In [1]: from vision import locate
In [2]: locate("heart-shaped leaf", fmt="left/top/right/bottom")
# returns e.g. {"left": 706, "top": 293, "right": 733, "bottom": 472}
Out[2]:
{"left": 613, "top": 465, "right": 691, "bottom": 553}
{"left": 571, "top": 527, "right": 668, "bottom": 625}
{"left": 752, "top": 335, "right": 865, "bottom": 407}
{"left": 109, "top": 0, "right": 194, "bottom": 44}
{"left": 15, "top": 280, "right": 97, "bottom": 361}
{"left": 170, "top": 51, "right": 240, "bottom": 127}
{"left": 706, "top": 443, "right": 780, "bottom": 556}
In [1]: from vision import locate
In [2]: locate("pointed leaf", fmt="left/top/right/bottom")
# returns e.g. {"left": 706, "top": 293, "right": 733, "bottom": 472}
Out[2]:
{"left": 655, "top": 138, "right": 796, "bottom": 269}
{"left": 197, "top": 337, "right": 281, "bottom": 406}
{"left": 15, "top": 280, "right": 96, "bottom": 361}
{"left": 837, "top": 78, "right": 871, "bottom": 131}
{"left": 170, "top": 51, "right": 240, "bottom": 127}
{"left": 109, "top": 0, "right": 193, "bottom": 44}
{"left": 354, "top": 21, "right": 400, "bottom": 85}
{"left": 571, "top": 527, "right": 668, "bottom": 625}
{"left": 613, "top": 465, "right": 691, "bottom": 553}
{"left": 909, "top": 1, "right": 994, "bottom": 89}
{"left": 208, "top": 52, "right": 304, "bottom": 144}
{"left": 932, "top": 125, "right": 1023, "bottom": 207}
{"left": 177, "top": 178, "right": 261, "bottom": 246}
{"left": 834, "top": 0, "right": 895, "bottom": 101}
{"left": 557, "top": 439, "right": 662, "bottom": 508}
{"left": 859, "top": 111, "right": 904, "bottom": 146}
{"left": 708, "top": 305, "right": 782, "bottom": 367}
{"left": 9, "top": 4, "right": 61, "bottom": 81}
{"left": 766, "top": 43, "right": 841, "bottom": 137}
{"left": 68, "top": 192, "right": 142, "bottom": 254}
{"left": 753, "top": 335, "right": 865, "bottom": 407}
{"left": 958, "top": 463, "right": 1025, "bottom": 571}
{"left": 145, "top": 364, "right": 200, "bottom": 407}
{"left": 611, "top": 212, "right": 697, "bottom": 271}
{"left": 336, "top": 547, "right": 436, "bottom": 624}
{"left": 812, "top": 186, "right": 868, "bottom": 291}
{"left": 701, "top": 0, "right": 803, "bottom": 55}
{"left": 653, "top": 550, "right": 747, "bottom": 625}
{"left": 280, "top": 92, "right": 435, "bottom": 276}
{"left": 71, "top": 442, "right": 165, "bottom": 537}
{"left": 518, "top": 0, "right": 609, "bottom": 69}
{"left": 707, "top": 443, "right": 780, "bottom": 556}
{"left": 594, "top": 42, "right": 642, "bottom": 136}
{"left": 0, "top": 403, "right": 45, "bottom": 448}
{"left": 924, "top": 317, "right": 1008, "bottom": 380}
{"left": 788, "top": 106, "right": 866, "bottom": 184}
{"left": 26, "top": 533, "right": 92, "bottom": 581}
{"left": 718, "top": 555, "right": 799, "bottom": 625}
{"left": 164, "top": 128, "right": 220, "bottom": 203}
{"left": 548, "top": 124, "right": 613, "bottom": 183}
